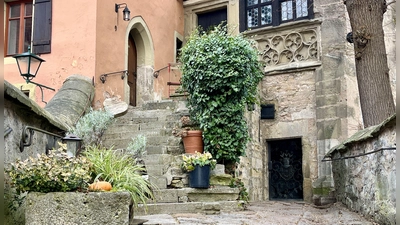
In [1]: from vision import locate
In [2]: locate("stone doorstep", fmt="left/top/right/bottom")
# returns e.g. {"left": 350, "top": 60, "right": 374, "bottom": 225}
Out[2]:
{"left": 150, "top": 187, "right": 240, "bottom": 204}
{"left": 134, "top": 200, "right": 245, "bottom": 216}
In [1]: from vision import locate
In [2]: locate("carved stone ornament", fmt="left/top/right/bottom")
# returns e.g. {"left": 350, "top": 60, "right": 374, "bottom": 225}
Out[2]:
{"left": 256, "top": 29, "right": 319, "bottom": 68}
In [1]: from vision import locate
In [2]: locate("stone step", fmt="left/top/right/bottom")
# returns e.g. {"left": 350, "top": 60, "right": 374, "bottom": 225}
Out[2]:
{"left": 150, "top": 187, "right": 240, "bottom": 204}
{"left": 134, "top": 200, "right": 244, "bottom": 216}
{"left": 140, "top": 100, "right": 188, "bottom": 111}
{"left": 102, "top": 136, "right": 182, "bottom": 151}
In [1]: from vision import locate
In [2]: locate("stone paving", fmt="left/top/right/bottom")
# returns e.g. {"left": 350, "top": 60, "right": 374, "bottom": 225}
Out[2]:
{"left": 136, "top": 201, "right": 378, "bottom": 225}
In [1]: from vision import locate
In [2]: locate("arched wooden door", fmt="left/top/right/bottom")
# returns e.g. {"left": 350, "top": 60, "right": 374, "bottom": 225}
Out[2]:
{"left": 128, "top": 34, "right": 137, "bottom": 106}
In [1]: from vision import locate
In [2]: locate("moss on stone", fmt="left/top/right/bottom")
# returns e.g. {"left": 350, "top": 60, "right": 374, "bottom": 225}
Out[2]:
{"left": 313, "top": 187, "right": 331, "bottom": 196}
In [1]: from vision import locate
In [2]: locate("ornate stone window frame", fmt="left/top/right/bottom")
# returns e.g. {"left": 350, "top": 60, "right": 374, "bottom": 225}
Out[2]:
{"left": 244, "top": 19, "right": 322, "bottom": 75}
{"left": 183, "top": 0, "right": 237, "bottom": 38}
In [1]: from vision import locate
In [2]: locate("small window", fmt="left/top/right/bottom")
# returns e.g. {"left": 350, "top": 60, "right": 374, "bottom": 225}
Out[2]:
{"left": 5, "top": 0, "right": 52, "bottom": 56}
{"left": 261, "top": 104, "right": 275, "bottom": 119}
{"left": 241, "top": 0, "right": 314, "bottom": 31}
{"left": 197, "top": 8, "right": 227, "bottom": 33}
{"left": 6, "top": 1, "right": 33, "bottom": 55}
{"left": 22, "top": 90, "right": 30, "bottom": 97}
{"left": 176, "top": 38, "right": 183, "bottom": 62}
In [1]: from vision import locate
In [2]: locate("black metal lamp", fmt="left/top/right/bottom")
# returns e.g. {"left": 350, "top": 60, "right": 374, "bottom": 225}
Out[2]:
{"left": 13, "top": 46, "right": 55, "bottom": 103}
{"left": 13, "top": 46, "right": 45, "bottom": 82}
{"left": 62, "top": 134, "right": 83, "bottom": 157}
{"left": 115, "top": 3, "right": 131, "bottom": 21}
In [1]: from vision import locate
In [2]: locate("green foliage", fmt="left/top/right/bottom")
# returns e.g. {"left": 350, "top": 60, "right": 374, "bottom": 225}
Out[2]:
{"left": 230, "top": 178, "right": 249, "bottom": 203}
{"left": 181, "top": 152, "right": 217, "bottom": 172}
{"left": 68, "top": 108, "right": 114, "bottom": 147}
{"left": 83, "top": 145, "right": 156, "bottom": 208}
{"left": 126, "top": 134, "right": 147, "bottom": 158}
{"left": 180, "top": 24, "right": 264, "bottom": 163}
{"left": 5, "top": 143, "right": 93, "bottom": 194}
{"left": 4, "top": 183, "right": 26, "bottom": 225}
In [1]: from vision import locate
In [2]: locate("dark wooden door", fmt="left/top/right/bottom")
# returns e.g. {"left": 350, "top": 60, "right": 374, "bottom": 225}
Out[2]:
{"left": 128, "top": 35, "right": 137, "bottom": 106}
{"left": 268, "top": 138, "right": 303, "bottom": 200}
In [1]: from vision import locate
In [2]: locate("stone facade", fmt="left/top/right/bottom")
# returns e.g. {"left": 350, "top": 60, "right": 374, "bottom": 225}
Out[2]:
{"left": 327, "top": 115, "right": 396, "bottom": 225}
{"left": 183, "top": 0, "right": 396, "bottom": 204}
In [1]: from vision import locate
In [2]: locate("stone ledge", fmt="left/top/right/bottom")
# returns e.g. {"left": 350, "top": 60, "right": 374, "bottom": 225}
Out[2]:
{"left": 25, "top": 191, "right": 133, "bottom": 225}
{"left": 134, "top": 200, "right": 245, "bottom": 216}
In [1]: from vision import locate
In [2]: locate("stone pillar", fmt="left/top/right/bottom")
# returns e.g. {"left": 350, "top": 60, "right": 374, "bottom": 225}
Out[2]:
{"left": 312, "top": 0, "right": 361, "bottom": 205}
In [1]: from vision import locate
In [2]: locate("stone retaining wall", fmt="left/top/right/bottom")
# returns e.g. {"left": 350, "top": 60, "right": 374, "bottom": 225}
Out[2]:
{"left": 25, "top": 192, "right": 133, "bottom": 225}
{"left": 326, "top": 115, "right": 396, "bottom": 225}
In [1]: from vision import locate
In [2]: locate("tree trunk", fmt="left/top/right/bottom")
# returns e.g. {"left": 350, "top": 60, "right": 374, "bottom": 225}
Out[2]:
{"left": 344, "top": 0, "right": 395, "bottom": 127}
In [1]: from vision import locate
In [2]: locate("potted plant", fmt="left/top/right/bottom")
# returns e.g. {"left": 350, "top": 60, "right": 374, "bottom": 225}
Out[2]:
{"left": 182, "top": 152, "right": 217, "bottom": 188}
{"left": 172, "top": 116, "right": 203, "bottom": 154}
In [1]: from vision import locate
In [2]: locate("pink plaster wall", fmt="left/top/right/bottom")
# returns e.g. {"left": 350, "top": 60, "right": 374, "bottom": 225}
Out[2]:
{"left": 4, "top": 0, "right": 184, "bottom": 108}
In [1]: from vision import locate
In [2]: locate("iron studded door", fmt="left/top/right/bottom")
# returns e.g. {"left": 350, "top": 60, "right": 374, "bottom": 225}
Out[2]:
{"left": 268, "top": 138, "right": 303, "bottom": 200}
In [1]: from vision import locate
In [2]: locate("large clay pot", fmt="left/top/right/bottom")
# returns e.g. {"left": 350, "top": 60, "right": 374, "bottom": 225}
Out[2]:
{"left": 189, "top": 165, "right": 210, "bottom": 188}
{"left": 182, "top": 130, "right": 204, "bottom": 154}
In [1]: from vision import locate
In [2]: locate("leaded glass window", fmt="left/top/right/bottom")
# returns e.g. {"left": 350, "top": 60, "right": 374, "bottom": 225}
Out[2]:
{"left": 261, "top": 5, "right": 272, "bottom": 25}
{"left": 248, "top": 8, "right": 259, "bottom": 27}
{"left": 296, "top": 0, "right": 308, "bottom": 18}
{"left": 243, "top": 0, "right": 313, "bottom": 30}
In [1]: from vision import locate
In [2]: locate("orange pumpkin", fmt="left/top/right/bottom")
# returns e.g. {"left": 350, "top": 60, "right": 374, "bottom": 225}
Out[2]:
{"left": 88, "top": 181, "right": 112, "bottom": 191}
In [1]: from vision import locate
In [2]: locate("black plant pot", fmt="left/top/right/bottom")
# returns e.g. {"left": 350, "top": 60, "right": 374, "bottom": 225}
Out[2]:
{"left": 189, "top": 165, "right": 210, "bottom": 188}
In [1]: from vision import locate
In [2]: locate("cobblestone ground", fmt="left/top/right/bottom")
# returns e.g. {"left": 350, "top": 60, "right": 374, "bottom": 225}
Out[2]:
{"left": 137, "top": 201, "right": 378, "bottom": 225}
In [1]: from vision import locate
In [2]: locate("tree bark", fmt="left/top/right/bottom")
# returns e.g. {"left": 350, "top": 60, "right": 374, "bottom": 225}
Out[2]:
{"left": 344, "top": 0, "right": 395, "bottom": 127}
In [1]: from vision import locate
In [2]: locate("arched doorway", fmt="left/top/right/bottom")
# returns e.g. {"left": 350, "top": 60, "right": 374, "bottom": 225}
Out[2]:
{"left": 124, "top": 17, "right": 155, "bottom": 107}
{"left": 128, "top": 34, "right": 137, "bottom": 106}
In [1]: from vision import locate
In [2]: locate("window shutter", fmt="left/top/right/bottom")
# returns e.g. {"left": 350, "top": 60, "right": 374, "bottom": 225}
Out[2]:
{"left": 32, "top": 0, "right": 51, "bottom": 54}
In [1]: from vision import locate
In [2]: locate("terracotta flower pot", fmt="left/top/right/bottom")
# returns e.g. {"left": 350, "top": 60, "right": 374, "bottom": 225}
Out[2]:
{"left": 182, "top": 130, "right": 204, "bottom": 154}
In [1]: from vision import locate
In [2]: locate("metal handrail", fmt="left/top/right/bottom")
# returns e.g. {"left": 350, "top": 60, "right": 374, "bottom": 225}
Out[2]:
{"left": 20, "top": 126, "right": 64, "bottom": 152}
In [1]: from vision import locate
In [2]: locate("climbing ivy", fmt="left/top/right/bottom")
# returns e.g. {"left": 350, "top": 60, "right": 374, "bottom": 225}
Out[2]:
{"left": 180, "top": 24, "right": 264, "bottom": 164}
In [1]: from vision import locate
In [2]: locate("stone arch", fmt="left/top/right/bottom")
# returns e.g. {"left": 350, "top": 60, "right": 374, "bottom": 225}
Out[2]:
{"left": 124, "top": 16, "right": 155, "bottom": 106}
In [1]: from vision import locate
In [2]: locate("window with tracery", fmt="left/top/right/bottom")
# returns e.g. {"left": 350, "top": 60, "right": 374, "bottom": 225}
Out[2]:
{"left": 242, "top": 0, "right": 314, "bottom": 30}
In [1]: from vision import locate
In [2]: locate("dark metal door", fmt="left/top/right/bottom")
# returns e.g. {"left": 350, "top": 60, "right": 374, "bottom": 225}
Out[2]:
{"left": 268, "top": 138, "right": 303, "bottom": 200}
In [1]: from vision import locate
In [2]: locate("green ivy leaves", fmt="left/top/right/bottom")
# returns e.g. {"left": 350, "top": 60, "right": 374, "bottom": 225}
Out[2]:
{"left": 180, "top": 24, "right": 264, "bottom": 164}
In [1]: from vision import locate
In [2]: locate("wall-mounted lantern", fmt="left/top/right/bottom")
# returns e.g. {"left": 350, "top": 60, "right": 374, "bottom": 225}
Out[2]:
{"left": 115, "top": 3, "right": 131, "bottom": 31}
{"left": 13, "top": 46, "right": 55, "bottom": 103}
{"left": 62, "top": 134, "right": 82, "bottom": 157}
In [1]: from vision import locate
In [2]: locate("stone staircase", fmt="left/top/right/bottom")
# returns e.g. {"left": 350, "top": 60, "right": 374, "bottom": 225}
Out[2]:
{"left": 102, "top": 100, "right": 243, "bottom": 216}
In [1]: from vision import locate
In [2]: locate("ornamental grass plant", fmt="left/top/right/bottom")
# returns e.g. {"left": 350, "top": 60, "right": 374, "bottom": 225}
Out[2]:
{"left": 83, "top": 145, "right": 156, "bottom": 208}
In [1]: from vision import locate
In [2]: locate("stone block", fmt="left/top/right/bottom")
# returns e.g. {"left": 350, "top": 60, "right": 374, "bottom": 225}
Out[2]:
{"left": 210, "top": 164, "right": 225, "bottom": 175}
{"left": 153, "top": 189, "right": 179, "bottom": 203}
{"left": 210, "top": 174, "right": 233, "bottom": 186}
{"left": 187, "top": 187, "right": 239, "bottom": 202}
{"left": 202, "top": 202, "right": 221, "bottom": 215}
{"left": 149, "top": 176, "right": 167, "bottom": 189}
{"left": 145, "top": 165, "right": 164, "bottom": 176}
{"left": 25, "top": 192, "right": 133, "bottom": 225}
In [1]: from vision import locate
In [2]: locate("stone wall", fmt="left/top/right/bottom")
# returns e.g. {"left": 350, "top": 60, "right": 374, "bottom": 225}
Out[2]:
{"left": 4, "top": 81, "right": 67, "bottom": 166}
{"left": 25, "top": 192, "right": 133, "bottom": 225}
{"left": 4, "top": 80, "right": 68, "bottom": 225}
{"left": 326, "top": 115, "right": 396, "bottom": 225}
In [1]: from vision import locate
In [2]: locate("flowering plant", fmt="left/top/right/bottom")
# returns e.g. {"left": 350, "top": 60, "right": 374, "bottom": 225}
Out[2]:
{"left": 181, "top": 152, "right": 217, "bottom": 172}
